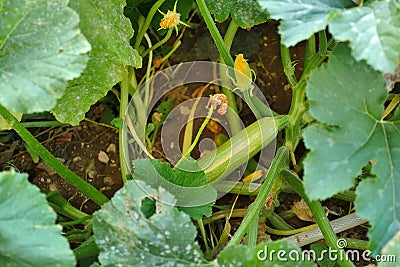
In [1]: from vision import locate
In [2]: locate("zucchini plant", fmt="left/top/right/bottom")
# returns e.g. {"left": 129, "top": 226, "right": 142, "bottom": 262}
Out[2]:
{"left": 0, "top": 0, "right": 399, "bottom": 266}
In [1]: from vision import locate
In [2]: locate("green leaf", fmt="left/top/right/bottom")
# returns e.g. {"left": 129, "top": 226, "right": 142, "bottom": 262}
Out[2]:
{"left": 0, "top": 0, "right": 90, "bottom": 114}
{"left": 329, "top": 0, "right": 400, "bottom": 73}
{"left": 259, "top": 0, "right": 400, "bottom": 73}
{"left": 258, "top": 0, "right": 354, "bottom": 47}
{"left": 379, "top": 231, "right": 400, "bottom": 267}
{"left": 217, "top": 240, "right": 315, "bottom": 266}
{"left": 303, "top": 43, "right": 400, "bottom": 254}
{"left": 0, "top": 170, "right": 75, "bottom": 266}
{"left": 204, "top": 0, "right": 269, "bottom": 28}
{"left": 52, "top": 0, "right": 142, "bottom": 125}
{"left": 93, "top": 180, "right": 205, "bottom": 266}
{"left": 133, "top": 158, "right": 217, "bottom": 219}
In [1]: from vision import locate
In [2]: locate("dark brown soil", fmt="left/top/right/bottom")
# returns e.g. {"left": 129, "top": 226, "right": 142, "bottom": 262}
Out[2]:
{"left": 1, "top": 119, "right": 122, "bottom": 214}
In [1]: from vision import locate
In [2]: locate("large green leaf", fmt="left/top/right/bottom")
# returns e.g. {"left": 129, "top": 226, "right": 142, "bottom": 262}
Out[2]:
{"left": 303, "top": 43, "right": 400, "bottom": 254}
{"left": 259, "top": 0, "right": 400, "bottom": 73}
{"left": 217, "top": 240, "right": 315, "bottom": 266}
{"left": 0, "top": 0, "right": 90, "bottom": 114}
{"left": 204, "top": 0, "right": 269, "bottom": 28}
{"left": 329, "top": 0, "right": 400, "bottom": 74}
{"left": 52, "top": 0, "right": 141, "bottom": 125}
{"left": 0, "top": 170, "right": 75, "bottom": 266}
{"left": 133, "top": 158, "right": 217, "bottom": 219}
{"left": 92, "top": 180, "right": 205, "bottom": 266}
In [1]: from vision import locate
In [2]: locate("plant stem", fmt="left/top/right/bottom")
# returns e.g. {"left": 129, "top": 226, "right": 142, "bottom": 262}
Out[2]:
{"left": 265, "top": 223, "right": 318, "bottom": 236}
{"left": 142, "top": 28, "right": 173, "bottom": 57}
{"left": 197, "top": 0, "right": 242, "bottom": 134}
{"left": 134, "top": 0, "right": 166, "bottom": 50}
{"left": 220, "top": 20, "right": 242, "bottom": 133}
{"left": 46, "top": 190, "right": 91, "bottom": 225}
{"left": 246, "top": 206, "right": 258, "bottom": 248}
{"left": 283, "top": 42, "right": 329, "bottom": 156}
{"left": 182, "top": 107, "right": 214, "bottom": 159}
{"left": 119, "top": 68, "right": 132, "bottom": 183}
{"left": 281, "top": 44, "right": 297, "bottom": 88}
{"left": 21, "top": 121, "right": 64, "bottom": 128}
{"left": 196, "top": 0, "right": 234, "bottom": 67}
{"left": 143, "top": 33, "right": 153, "bottom": 108}
{"left": 343, "top": 238, "right": 369, "bottom": 250}
{"left": 228, "top": 146, "right": 290, "bottom": 246}
{"left": 0, "top": 104, "right": 109, "bottom": 206}
{"left": 280, "top": 170, "right": 355, "bottom": 267}
{"left": 197, "top": 219, "right": 211, "bottom": 255}
{"left": 267, "top": 212, "right": 294, "bottom": 231}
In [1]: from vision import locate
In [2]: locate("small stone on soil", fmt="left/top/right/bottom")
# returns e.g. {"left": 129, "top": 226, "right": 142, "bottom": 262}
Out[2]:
{"left": 106, "top": 143, "right": 116, "bottom": 153}
{"left": 98, "top": 151, "right": 109, "bottom": 164}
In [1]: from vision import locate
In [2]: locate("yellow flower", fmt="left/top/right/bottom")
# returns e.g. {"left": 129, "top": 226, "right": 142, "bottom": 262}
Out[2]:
{"left": 159, "top": 0, "right": 190, "bottom": 35}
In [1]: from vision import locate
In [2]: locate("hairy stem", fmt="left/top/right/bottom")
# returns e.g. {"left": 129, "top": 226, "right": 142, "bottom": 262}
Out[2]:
{"left": 281, "top": 170, "right": 355, "bottom": 267}
{"left": 228, "top": 147, "right": 290, "bottom": 245}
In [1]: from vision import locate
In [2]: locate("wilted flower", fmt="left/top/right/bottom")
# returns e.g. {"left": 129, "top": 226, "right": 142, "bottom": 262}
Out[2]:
{"left": 206, "top": 94, "right": 228, "bottom": 115}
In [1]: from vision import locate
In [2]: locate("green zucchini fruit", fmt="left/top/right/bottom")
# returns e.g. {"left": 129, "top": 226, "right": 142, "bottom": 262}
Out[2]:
{"left": 199, "top": 115, "right": 288, "bottom": 183}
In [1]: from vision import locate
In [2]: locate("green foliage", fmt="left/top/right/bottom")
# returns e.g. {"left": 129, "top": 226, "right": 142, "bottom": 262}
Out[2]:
{"left": 52, "top": 0, "right": 142, "bottom": 125}
{"left": 259, "top": 0, "right": 400, "bottom": 73}
{"left": 133, "top": 158, "right": 217, "bottom": 219}
{"left": 92, "top": 180, "right": 205, "bottom": 266}
{"left": 303, "top": 43, "right": 400, "bottom": 254}
{"left": 204, "top": 0, "right": 269, "bottom": 28}
{"left": 92, "top": 180, "right": 313, "bottom": 266}
{"left": 0, "top": 0, "right": 90, "bottom": 114}
{"left": 379, "top": 231, "right": 400, "bottom": 267}
{"left": 0, "top": 170, "right": 75, "bottom": 266}
{"left": 125, "top": 0, "right": 193, "bottom": 38}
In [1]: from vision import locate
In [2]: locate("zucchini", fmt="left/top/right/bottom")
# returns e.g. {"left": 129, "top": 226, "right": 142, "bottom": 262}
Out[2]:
{"left": 199, "top": 115, "right": 288, "bottom": 183}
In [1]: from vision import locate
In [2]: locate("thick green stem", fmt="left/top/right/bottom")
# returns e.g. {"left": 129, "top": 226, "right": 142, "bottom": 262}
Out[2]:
{"left": 246, "top": 206, "right": 258, "bottom": 248}
{"left": 228, "top": 147, "right": 290, "bottom": 245}
{"left": 281, "top": 170, "right": 355, "bottom": 267}
{"left": 0, "top": 105, "right": 109, "bottom": 206}
{"left": 46, "top": 190, "right": 91, "bottom": 225}
{"left": 134, "top": 0, "right": 166, "bottom": 50}
{"left": 196, "top": 0, "right": 234, "bottom": 67}
{"left": 281, "top": 44, "right": 297, "bottom": 88}
{"left": 283, "top": 42, "right": 329, "bottom": 153}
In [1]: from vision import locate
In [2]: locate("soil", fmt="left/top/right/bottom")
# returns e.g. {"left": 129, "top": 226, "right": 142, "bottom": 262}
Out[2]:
{"left": 1, "top": 118, "right": 122, "bottom": 214}
{"left": 0, "top": 19, "right": 369, "bottom": 265}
